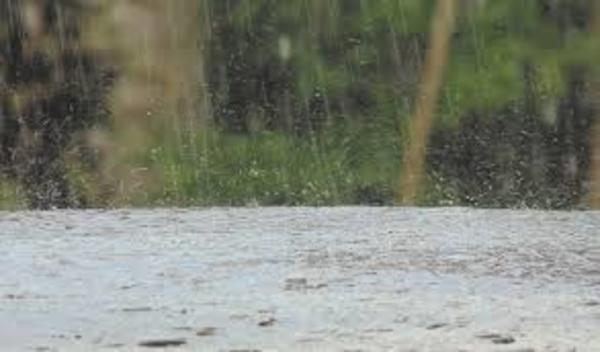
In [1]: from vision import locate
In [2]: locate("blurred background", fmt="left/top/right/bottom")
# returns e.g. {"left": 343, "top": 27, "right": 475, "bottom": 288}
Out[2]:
{"left": 0, "top": 0, "right": 599, "bottom": 209}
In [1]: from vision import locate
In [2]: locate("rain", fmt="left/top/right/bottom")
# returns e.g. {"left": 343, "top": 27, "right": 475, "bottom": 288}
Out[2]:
{"left": 0, "top": 1, "right": 599, "bottom": 351}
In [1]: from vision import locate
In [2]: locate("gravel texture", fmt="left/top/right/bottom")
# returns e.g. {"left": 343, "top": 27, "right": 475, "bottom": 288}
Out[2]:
{"left": 0, "top": 207, "right": 599, "bottom": 351}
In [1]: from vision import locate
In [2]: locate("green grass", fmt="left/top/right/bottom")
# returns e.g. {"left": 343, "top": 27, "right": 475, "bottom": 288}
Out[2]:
{"left": 4, "top": 114, "right": 458, "bottom": 209}
{"left": 134, "top": 120, "right": 405, "bottom": 206}
{"left": 0, "top": 177, "right": 25, "bottom": 210}
{"left": 2, "top": 117, "right": 465, "bottom": 209}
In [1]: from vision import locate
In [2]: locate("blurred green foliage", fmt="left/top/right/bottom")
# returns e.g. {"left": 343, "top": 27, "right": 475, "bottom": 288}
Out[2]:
{"left": 132, "top": 121, "right": 400, "bottom": 206}
{"left": 1, "top": 0, "right": 598, "bottom": 208}
{"left": 164, "top": 0, "right": 595, "bottom": 207}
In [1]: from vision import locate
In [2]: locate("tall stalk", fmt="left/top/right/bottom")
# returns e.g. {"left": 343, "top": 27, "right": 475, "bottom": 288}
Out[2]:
{"left": 396, "top": 0, "right": 456, "bottom": 204}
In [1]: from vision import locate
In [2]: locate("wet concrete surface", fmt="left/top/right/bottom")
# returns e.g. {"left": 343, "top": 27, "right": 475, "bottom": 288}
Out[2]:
{"left": 0, "top": 207, "right": 599, "bottom": 351}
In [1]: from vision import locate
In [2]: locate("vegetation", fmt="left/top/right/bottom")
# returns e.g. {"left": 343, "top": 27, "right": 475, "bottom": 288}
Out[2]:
{"left": 1, "top": 0, "right": 599, "bottom": 209}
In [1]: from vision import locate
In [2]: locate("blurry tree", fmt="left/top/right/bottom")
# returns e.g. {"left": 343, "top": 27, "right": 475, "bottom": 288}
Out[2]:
{"left": 425, "top": 0, "right": 598, "bottom": 208}
{"left": 75, "top": 0, "right": 211, "bottom": 205}
{"left": 0, "top": 0, "right": 112, "bottom": 209}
